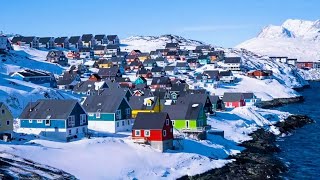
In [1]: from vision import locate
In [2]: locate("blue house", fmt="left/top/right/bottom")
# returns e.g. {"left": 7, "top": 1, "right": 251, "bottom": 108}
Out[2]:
{"left": 19, "top": 99, "right": 88, "bottom": 141}
{"left": 11, "top": 69, "right": 57, "bottom": 88}
{"left": 82, "top": 89, "right": 132, "bottom": 133}
{"left": 198, "top": 55, "right": 210, "bottom": 65}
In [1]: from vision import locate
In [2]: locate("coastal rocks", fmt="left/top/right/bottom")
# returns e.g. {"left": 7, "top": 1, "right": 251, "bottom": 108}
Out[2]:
{"left": 178, "top": 115, "right": 314, "bottom": 180}
{"left": 257, "top": 96, "right": 304, "bottom": 108}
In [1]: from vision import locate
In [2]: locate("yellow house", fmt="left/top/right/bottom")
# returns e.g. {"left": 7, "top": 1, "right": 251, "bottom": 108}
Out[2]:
{"left": 137, "top": 53, "right": 151, "bottom": 63}
{"left": 0, "top": 102, "right": 14, "bottom": 141}
{"left": 98, "top": 59, "right": 113, "bottom": 68}
{"left": 129, "top": 96, "right": 163, "bottom": 118}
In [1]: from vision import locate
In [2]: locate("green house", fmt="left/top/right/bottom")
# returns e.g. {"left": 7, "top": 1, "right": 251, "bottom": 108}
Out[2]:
{"left": 162, "top": 102, "right": 207, "bottom": 131}
{"left": 134, "top": 76, "right": 147, "bottom": 86}
{"left": 198, "top": 55, "right": 210, "bottom": 65}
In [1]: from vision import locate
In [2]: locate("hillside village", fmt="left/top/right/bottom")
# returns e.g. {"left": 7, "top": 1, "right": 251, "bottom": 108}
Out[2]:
{"left": 0, "top": 33, "right": 318, "bottom": 178}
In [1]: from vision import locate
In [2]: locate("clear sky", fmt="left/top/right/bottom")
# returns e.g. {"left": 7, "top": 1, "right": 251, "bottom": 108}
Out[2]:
{"left": 1, "top": 0, "right": 319, "bottom": 47}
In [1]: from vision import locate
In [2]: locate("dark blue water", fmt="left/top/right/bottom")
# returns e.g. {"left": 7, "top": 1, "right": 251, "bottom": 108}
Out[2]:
{"left": 274, "top": 81, "right": 320, "bottom": 179}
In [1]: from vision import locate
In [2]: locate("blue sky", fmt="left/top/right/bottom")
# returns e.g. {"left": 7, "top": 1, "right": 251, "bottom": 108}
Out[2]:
{"left": 1, "top": 0, "right": 319, "bottom": 47}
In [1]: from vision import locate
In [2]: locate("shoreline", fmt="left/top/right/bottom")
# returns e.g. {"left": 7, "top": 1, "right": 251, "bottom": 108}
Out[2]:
{"left": 257, "top": 96, "right": 304, "bottom": 109}
{"left": 178, "top": 115, "right": 314, "bottom": 180}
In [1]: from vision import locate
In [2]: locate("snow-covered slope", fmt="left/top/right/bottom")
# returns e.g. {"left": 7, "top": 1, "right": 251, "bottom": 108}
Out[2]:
{"left": 121, "top": 34, "right": 205, "bottom": 52}
{"left": 237, "top": 19, "right": 320, "bottom": 61}
{"left": 0, "top": 47, "right": 73, "bottom": 117}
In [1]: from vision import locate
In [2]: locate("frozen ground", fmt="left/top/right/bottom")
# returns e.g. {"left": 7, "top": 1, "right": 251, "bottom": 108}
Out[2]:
{"left": 1, "top": 107, "right": 289, "bottom": 180}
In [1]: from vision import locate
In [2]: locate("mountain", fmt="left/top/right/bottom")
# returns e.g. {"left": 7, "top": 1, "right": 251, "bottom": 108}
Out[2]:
{"left": 236, "top": 19, "right": 320, "bottom": 62}
{"left": 121, "top": 34, "right": 205, "bottom": 52}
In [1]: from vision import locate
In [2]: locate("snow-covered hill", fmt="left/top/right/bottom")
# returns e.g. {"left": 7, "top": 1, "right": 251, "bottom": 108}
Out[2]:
{"left": 237, "top": 19, "right": 320, "bottom": 62}
{"left": 121, "top": 34, "right": 205, "bottom": 52}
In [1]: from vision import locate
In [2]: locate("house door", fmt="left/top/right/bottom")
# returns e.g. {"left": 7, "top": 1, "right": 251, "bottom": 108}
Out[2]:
{"left": 186, "top": 120, "right": 190, "bottom": 129}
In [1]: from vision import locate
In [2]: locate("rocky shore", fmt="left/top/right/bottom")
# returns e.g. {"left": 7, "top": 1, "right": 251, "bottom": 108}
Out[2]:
{"left": 257, "top": 96, "right": 304, "bottom": 109}
{"left": 178, "top": 115, "right": 314, "bottom": 180}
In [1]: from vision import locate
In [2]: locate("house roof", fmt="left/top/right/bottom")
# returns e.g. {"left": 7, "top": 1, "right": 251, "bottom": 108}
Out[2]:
{"left": 209, "top": 96, "right": 220, "bottom": 104}
{"left": 137, "top": 68, "right": 150, "bottom": 75}
{"left": 111, "top": 57, "right": 125, "bottom": 63}
{"left": 107, "top": 35, "right": 118, "bottom": 41}
{"left": 137, "top": 53, "right": 150, "bottom": 57}
{"left": 21, "top": 36, "right": 36, "bottom": 43}
{"left": 242, "top": 92, "right": 255, "bottom": 99}
{"left": 98, "top": 67, "right": 120, "bottom": 77}
{"left": 20, "top": 99, "right": 79, "bottom": 119}
{"left": 165, "top": 43, "right": 179, "bottom": 49}
{"left": 73, "top": 81, "right": 108, "bottom": 93}
{"left": 15, "top": 69, "right": 52, "bottom": 77}
{"left": 203, "top": 70, "right": 219, "bottom": 79}
{"left": 187, "top": 58, "right": 198, "bottom": 63}
{"left": 164, "top": 66, "right": 176, "bottom": 71}
{"left": 162, "top": 102, "right": 202, "bottom": 120}
{"left": 176, "top": 62, "right": 188, "bottom": 67}
{"left": 129, "top": 96, "right": 158, "bottom": 110}
{"left": 222, "top": 92, "right": 244, "bottom": 102}
{"left": 143, "top": 59, "right": 156, "bottom": 65}
{"left": 155, "top": 57, "right": 166, "bottom": 62}
{"left": 167, "top": 51, "right": 178, "bottom": 56}
{"left": 39, "top": 37, "right": 52, "bottom": 44}
{"left": 151, "top": 77, "right": 170, "bottom": 85}
{"left": 54, "top": 37, "right": 68, "bottom": 44}
{"left": 156, "top": 49, "right": 169, "bottom": 53}
{"left": 82, "top": 34, "right": 93, "bottom": 42}
{"left": 198, "top": 55, "right": 209, "bottom": 59}
{"left": 46, "top": 50, "right": 65, "bottom": 58}
{"left": 129, "top": 60, "right": 141, "bottom": 66}
{"left": 219, "top": 71, "right": 233, "bottom": 77}
{"left": 132, "top": 112, "right": 169, "bottom": 130}
{"left": 126, "top": 55, "right": 137, "bottom": 59}
{"left": 93, "top": 45, "right": 106, "bottom": 51}
{"left": 57, "top": 72, "right": 79, "bottom": 85}
{"left": 94, "top": 34, "right": 106, "bottom": 41}
{"left": 224, "top": 57, "right": 241, "bottom": 64}
{"left": 11, "top": 36, "right": 23, "bottom": 43}
{"left": 83, "top": 93, "right": 127, "bottom": 113}
{"left": 69, "top": 36, "right": 81, "bottom": 44}
{"left": 79, "top": 47, "right": 92, "bottom": 52}
{"left": 106, "top": 44, "right": 119, "bottom": 49}
{"left": 170, "top": 83, "right": 186, "bottom": 92}
{"left": 177, "top": 93, "right": 210, "bottom": 106}
{"left": 151, "top": 67, "right": 164, "bottom": 73}
{"left": 195, "top": 45, "right": 211, "bottom": 50}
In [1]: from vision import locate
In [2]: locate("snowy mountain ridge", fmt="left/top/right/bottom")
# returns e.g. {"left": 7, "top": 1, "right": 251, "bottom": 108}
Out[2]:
{"left": 237, "top": 19, "right": 320, "bottom": 62}
{"left": 121, "top": 34, "right": 205, "bottom": 52}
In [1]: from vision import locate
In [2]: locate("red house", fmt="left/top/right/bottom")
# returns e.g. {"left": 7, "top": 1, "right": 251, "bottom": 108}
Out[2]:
{"left": 88, "top": 74, "right": 102, "bottom": 81}
{"left": 296, "top": 62, "right": 314, "bottom": 69}
{"left": 222, "top": 92, "right": 245, "bottom": 108}
{"left": 132, "top": 112, "right": 173, "bottom": 152}
{"left": 247, "top": 70, "right": 273, "bottom": 80}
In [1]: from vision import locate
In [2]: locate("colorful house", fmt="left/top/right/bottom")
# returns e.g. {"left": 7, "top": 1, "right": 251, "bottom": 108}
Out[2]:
{"left": 82, "top": 93, "right": 132, "bottom": 133}
{"left": 0, "top": 102, "right": 14, "bottom": 141}
{"left": 222, "top": 92, "right": 245, "bottom": 108}
{"left": 197, "top": 55, "right": 210, "bottom": 65}
{"left": 165, "top": 43, "right": 180, "bottom": 51}
{"left": 129, "top": 96, "right": 162, "bottom": 118}
{"left": 242, "top": 93, "right": 260, "bottom": 106}
{"left": 54, "top": 37, "right": 69, "bottom": 49}
{"left": 134, "top": 76, "right": 148, "bottom": 86}
{"left": 11, "top": 69, "right": 57, "bottom": 88}
{"left": 162, "top": 102, "right": 207, "bottom": 131}
{"left": 247, "top": 70, "right": 273, "bottom": 80}
{"left": 19, "top": 99, "right": 88, "bottom": 141}
{"left": 132, "top": 112, "right": 173, "bottom": 152}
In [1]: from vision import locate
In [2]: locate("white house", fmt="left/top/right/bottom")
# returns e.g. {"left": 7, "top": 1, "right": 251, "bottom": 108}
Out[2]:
{"left": 222, "top": 57, "right": 241, "bottom": 71}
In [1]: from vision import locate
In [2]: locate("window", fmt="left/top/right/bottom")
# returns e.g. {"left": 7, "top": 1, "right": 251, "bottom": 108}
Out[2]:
{"left": 1, "top": 109, "right": 5, "bottom": 114}
{"left": 135, "top": 130, "right": 140, "bottom": 136}
{"left": 127, "top": 120, "right": 130, "bottom": 125}
{"left": 125, "top": 108, "right": 131, "bottom": 115}
{"left": 163, "top": 130, "right": 166, "bottom": 137}
{"left": 172, "top": 120, "right": 175, "bottom": 126}
{"left": 37, "top": 120, "right": 43, "bottom": 123}
{"left": 144, "top": 130, "right": 150, "bottom": 137}
{"left": 68, "top": 129, "right": 72, "bottom": 136}
{"left": 45, "top": 120, "right": 50, "bottom": 126}
{"left": 186, "top": 120, "right": 189, "bottom": 129}
{"left": 166, "top": 119, "right": 169, "bottom": 126}
{"left": 122, "top": 120, "right": 125, "bottom": 126}
{"left": 80, "top": 114, "right": 87, "bottom": 125}
{"left": 76, "top": 128, "right": 78, "bottom": 134}
{"left": 96, "top": 112, "right": 101, "bottom": 118}
{"left": 116, "top": 110, "right": 121, "bottom": 119}
{"left": 29, "top": 120, "right": 32, "bottom": 123}
{"left": 7, "top": 120, "right": 10, "bottom": 126}
{"left": 116, "top": 121, "right": 119, "bottom": 127}
{"left": 68, "top": 116, "right": 75, "bottom": 127}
